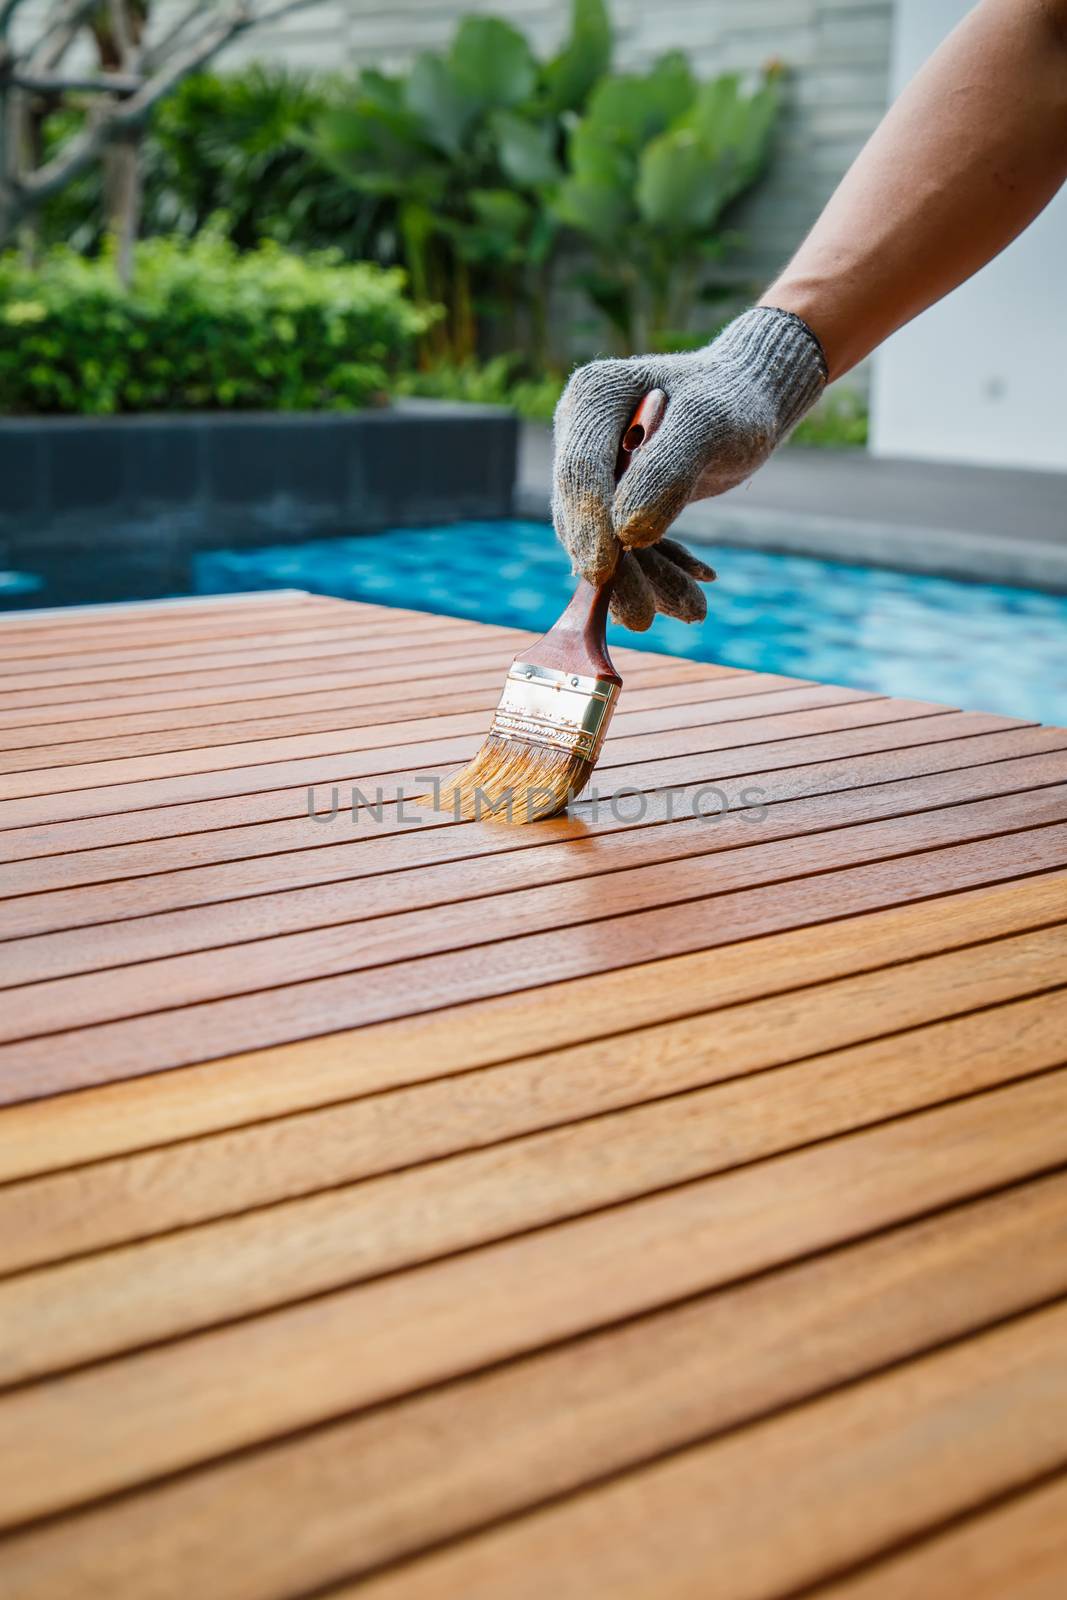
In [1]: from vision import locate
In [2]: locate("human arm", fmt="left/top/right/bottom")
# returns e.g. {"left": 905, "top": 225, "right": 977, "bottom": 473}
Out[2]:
{"left": 553, "top": 0, "right": 1067, "bottom": 628}
{"left": 764, "top": 0, "right": 1067, "bottom": 377}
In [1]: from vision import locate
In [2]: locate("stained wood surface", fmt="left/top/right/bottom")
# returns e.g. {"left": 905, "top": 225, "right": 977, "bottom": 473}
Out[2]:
{"left": 1, "top": 588, "right": 1065, "bottom": 1598}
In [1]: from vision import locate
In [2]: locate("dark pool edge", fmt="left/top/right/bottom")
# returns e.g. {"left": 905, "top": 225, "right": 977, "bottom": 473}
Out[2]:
{"left": 0, "top": 402, "right": 519, "bottom": 609}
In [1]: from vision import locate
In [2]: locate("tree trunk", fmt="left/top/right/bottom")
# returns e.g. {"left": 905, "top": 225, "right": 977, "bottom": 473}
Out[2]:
{"left": 103, "top": 124, "right": 142, "bottom": 286}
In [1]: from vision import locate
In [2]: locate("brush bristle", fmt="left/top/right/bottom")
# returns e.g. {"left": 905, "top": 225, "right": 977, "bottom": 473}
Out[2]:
{"left": 419, "top": 735, "right": 594, "bottom": 825}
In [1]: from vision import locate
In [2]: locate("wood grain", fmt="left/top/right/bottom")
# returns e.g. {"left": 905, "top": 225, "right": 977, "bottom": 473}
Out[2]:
{"left": 811, "top": 1474, "right": 1067, "bottom": 1600}
{"left": 3, "top": 830, "right": 1065, "bottom": 1102}
{"left": 2, "top": 1046, "right": 1065, "bottom": 1387}
{"left": 348, "top": 1301, "right": 1067, "bottom": 1600}
{"left": 2, "top": 592, "right": 1065, "bottom": 1595}
{"left": 0, "top": 604, "right": 457, "bottom": 667}
{"left": 5, "top": 722, "right": 1062, "bottom": 897}
{"left": 3, "top": 751, "right": 1063, "bottom": 944}
{"left": 0, "top": 660, "right": 739, "bottom": 759}
{"left": 0, "top": 708, "right": 1024, "bottom": 862}
{"left": 0, "top": 691, "right": 927, "bottom": 826}
{"left": 3, "top": 872, "right": 1061, "bottom": 1181}
{"left": 0, "top": 632, "right": 537, "bottom": 712}
{"left": 1, "top": 1073, "right": 1065, "bottom": 1527}
{"left": 2, "top": 1176, "right": 1065, "bottom": 1599}
{"left": 0, "top": 683, "right": 867, "bottom": 794}
{"left": 0, "top": 954, "right": 1063, "bottom": 1274}
{"left": 0, "top": 589, "right": 330, "bottom": 634}
{"left": 3, "top": 786, "right": 1063, "bottom": 994}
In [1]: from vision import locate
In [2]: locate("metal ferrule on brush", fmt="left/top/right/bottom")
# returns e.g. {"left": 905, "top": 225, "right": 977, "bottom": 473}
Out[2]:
{"left": 490, "top": 661, "right": 620, "bottom": 763}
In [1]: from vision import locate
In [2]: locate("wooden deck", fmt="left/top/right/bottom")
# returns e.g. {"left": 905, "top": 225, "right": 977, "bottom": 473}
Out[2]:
{"left": 1, "top": 587, "right": 1066, "bottom": 1598}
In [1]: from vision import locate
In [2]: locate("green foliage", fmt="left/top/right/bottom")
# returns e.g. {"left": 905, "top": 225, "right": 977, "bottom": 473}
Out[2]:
{"left": 790, "top": 389, "right": 869, "bottom": 448}
{"left": 0, "top": 233, "right": 433, "bottom": 415}
{"left": 305, "top": 0, "right": 610, "bottom": 365}
{"left": 40, "top": 67, "right": 368, "bottom": 256}
{"left": 31, "top": 1, "right": 784, "bottom": 386}
{"left": 395, "top": 354, "right": 564, "bottom": 422}
{"left": 555, "top": 58, "right": 782, "bottom": 349}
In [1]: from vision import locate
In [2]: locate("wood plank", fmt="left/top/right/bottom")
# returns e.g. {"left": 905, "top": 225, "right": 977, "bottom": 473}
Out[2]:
{"left": 0, "top": 599, "right": 407, "bottom": 663}
{"left": 2, "top": 1177, "right": 1065, "bottom": 1599}
{"left": 3, "top": 794, "right": 1062, "bottom": 1038}
{"left": 0, "top": 620, "right": 527, "bottom": 693}
{"left": 0, "top": 589, "right": 322, "bottom": 630}
{"left": 0, "top": 670, "right": 796, "bottom": 766}
{"left": 0, "top": 708, "right": 1020, "bottom": 861}
{"left": 811, "top": 1475, "right": 1067, "bottom": 1600}
{"left": 2, "top": 1040, "right": 1065, "bottom": 1386}
{"left": 0, "top": 656, "right": 726, "bottom": 736}
{"left": 6, "top": 723, "right": 1062, "bottom": 897}
{"left": 4, "top": 873, "right": 1061, "bottom": 1181}
{"left": 0, "top": 632, "right": 537, "bottom": 712}
{"left": 3, "top": 787, "right": 1063, "bottom": 996}
{"left": 4, "top": 831, "right": 1065, "bottom": 1102}
{"left": 347, "top": 1301, "right": 1067, "bottom": 1600}
{"left": 0, "top": 691, "right": 910, "bottom": 824}
{"left": 5, "top": 750, "right": 1062, "bottom": 943}
{"left": 2, "top": 614, "right": 528, "bottom": 680}
{"left": 7, "top": 866, "right": 1065, "bottom": 1165}
{"left": 0, "top": 683, "right": 866, "bottom": 795}
{"left": 1, "top": 956, "right": 1063, "bottom": 1274}
{"left": 0, "top": 1074, "right": 1064, "bottom": 1528}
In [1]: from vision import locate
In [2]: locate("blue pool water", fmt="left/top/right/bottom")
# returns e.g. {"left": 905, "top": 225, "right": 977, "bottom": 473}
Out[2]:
{"left": 194, "top": 519, "right": 1067, "bottom": 726}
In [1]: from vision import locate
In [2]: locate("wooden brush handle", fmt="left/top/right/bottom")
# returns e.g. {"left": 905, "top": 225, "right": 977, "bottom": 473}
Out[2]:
{"left": 524, "top": 389, "right": 668, "bottom": 682}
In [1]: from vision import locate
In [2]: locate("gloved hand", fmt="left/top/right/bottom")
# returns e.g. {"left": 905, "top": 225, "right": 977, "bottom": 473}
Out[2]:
{"left": 552, "top": 306, "right": 827, "bottom": 630}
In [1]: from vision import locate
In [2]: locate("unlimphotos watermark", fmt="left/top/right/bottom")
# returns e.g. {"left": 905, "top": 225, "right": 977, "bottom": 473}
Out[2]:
{"left": 305, "top": 780, "right": 770, "bottom": 826}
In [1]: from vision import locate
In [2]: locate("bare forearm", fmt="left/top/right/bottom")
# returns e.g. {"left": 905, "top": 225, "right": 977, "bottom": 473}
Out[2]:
{"left": 763, "top": 0, "right": 1067, "bottom": 378}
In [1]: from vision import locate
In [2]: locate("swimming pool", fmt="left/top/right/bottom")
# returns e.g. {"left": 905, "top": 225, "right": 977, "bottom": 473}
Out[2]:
{"left": 195, "top": 518, "right": 1066, "bottom": 726}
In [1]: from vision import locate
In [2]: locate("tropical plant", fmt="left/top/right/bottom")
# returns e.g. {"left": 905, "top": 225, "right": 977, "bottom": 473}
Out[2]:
{"left": 37, "top": 66, "right": 370, "bottom": 257}
{"left": 306, "top": 0, "right": 611, "bottom": 366}
{"left": 553, "top": 55, "right": 782, "bottom": 350}
{"left": 0, "top": 0, "right": 328, "bottom": 279}
{"left": 394, "top": 353, "right": 563, "bottom": 422}
{"left": 0, "top": 230, "right": 434, "bottom": 413}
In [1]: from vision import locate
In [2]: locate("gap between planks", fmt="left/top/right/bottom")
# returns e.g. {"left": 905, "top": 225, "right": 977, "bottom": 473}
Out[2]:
{"left": 0, "top": 945, "right": 1063, "bottom": 1274}
{"left": 3, "top": 871, "right": 1063, "bottom": 1179}
{"left": 0, "top": 708, "right": 1032, "bottom": 861}
{"left": 0, "top": 1042, "right": 1065, "bottom": 1388}
{"left": 0, "top": 1075, "right": 1065, "bottom": 1528}
{"left": 1, "top": 749, "right": 1061, "bottom": 945}
{"left": 2, "top": 838, "right": 1066, "bottom": 1103}
{"left": 4, "top": 723, "right": 1063, "bottom": 898}
{"left": 807, "top": 1472, "right": 1067, "bottom": 1600}
{"left": 343, "top": 1298, "right": 1067, "bottom": 1600}
{"left": 0, "top": 1178, "right": 1065, "bottom": 1599}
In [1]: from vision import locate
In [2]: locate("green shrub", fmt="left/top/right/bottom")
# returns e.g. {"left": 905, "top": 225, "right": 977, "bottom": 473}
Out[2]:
{"left": 0, "top": 233, "right": 435, "bottom": 416}
{"left": 39, "top": 66, "right": 367, "bottom": 258}
{"left": 790, "top": 390, "right": 869, "bottom": 448}
{"left": 394, "top": 355, "right": 564, "bottom": 422}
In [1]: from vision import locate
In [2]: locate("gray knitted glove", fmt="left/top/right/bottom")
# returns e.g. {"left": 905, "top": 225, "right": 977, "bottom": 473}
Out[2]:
{"left": 552, "top": 307, "right": 827, "bottom": 630}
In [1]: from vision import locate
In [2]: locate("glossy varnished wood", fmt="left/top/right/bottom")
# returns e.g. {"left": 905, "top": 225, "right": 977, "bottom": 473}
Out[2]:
{"left": 0, "top": 589, "right": 1064, "bottom": 1598}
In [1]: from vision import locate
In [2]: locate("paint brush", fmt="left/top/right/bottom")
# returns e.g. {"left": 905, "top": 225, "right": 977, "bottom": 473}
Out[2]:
{"left": 423, "top": 389, "right": 669, "bottom": 825}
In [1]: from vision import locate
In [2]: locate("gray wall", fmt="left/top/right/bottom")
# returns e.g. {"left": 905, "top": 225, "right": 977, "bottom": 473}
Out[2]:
{"left": 226, "top": 0, "right": 893, "bottom": 291}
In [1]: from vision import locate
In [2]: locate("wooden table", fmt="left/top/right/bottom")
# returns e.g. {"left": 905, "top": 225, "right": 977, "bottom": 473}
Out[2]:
{"left": 1, "top": 588, "right": 1066, "bottom": 1598}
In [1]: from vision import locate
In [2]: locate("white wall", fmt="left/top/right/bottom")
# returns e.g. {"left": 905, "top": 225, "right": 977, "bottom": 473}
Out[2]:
{"left": 870, "top": 0, "right": 1067, "bottom": 470}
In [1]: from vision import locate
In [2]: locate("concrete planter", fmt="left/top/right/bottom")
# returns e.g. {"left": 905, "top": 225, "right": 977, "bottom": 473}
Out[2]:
{"left": 0, "top": 399, "right": 518, "bottom": 608}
